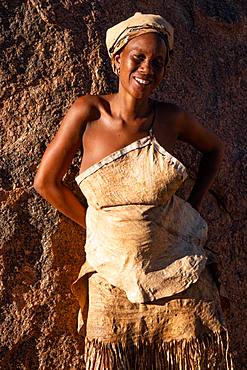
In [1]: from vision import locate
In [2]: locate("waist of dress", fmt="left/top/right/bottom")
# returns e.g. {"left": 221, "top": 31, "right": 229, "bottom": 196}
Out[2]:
{"left": 85, "top": 196, "right": 208, "bottom": 247}
{"left": 84, "top": 196, "right": 208, "bottom": 303}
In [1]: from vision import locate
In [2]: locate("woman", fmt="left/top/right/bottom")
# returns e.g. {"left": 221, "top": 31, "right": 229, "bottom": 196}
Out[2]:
{"left": 34, "top": 12, "right": 233, "bottom": 370}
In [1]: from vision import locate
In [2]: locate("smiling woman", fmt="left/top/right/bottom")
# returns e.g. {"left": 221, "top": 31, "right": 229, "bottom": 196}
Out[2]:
{"left": 115, "top": 33, "right": 167, "bottom": 99}
{"left": 34, "top": 12, "right": 233, "bottom": 370}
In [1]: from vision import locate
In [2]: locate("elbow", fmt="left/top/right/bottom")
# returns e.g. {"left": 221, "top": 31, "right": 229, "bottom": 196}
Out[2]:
{"left": 210, "top": 139, "right": 225, "bottom": 159}
{"left": 33, "top": 172, "right": 63, "bottom": 198}
{"left": 33, "top": 174, "right": 47, "bottom": 196}
{"left": 201, "top": 139, "right": 225, "bottom": 165}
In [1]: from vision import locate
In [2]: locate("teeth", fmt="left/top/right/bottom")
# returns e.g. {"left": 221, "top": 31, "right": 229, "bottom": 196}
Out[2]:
{"left": 134, "top": 77, "right": 150, "bottom": 85}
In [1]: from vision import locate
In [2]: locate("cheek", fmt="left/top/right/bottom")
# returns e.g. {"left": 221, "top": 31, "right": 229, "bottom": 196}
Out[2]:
{"left": 121, "top": 55, "right": 139, "bottom": 71}
{"left": 154, "top": 67, "right": 165, "bottom": 81}
{"left": 127, "top": 59, "right": 139, "bottom": 73}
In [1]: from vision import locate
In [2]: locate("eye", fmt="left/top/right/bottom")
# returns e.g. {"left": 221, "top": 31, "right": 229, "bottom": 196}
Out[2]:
{"left": 152, "top": 59, "right": 165, "bottom": 69}
{"left": 132, "top": 54, "right": 144, "bottom": 62}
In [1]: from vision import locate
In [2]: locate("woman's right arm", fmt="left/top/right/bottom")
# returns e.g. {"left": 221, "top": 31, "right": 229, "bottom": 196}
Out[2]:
{"left": 33, "top": 96, "right": 93, "bottom": 229}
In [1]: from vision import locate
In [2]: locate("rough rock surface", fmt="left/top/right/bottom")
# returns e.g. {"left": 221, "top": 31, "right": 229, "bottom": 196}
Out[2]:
{"left": 0, "top": 1, "right": 246, "bottom": 369}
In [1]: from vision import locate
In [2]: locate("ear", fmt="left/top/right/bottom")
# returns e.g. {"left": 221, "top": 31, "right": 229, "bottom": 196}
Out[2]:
{"left": 114, "top": 53, "right": 121, "bottom": 70}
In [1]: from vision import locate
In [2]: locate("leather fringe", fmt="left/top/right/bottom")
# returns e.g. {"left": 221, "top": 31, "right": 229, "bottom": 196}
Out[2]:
{"left": 84, "top": 330, "right": 234, "bottom": 370}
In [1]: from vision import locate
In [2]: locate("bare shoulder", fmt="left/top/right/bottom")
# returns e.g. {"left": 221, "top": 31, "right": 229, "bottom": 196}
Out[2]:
{"left": 155, "top": 100, "right": 183, "bottom": 132}
{"left": 156, "top": 100, "right": 182, "bottom": 114}
{"left": 57, "top": 94, "right": 109, "bottom": 141}
{"left": 155, "top": 100, "right": 223, "bottom": 153}
{"left": 71, "top": 94, "right": 113, "bottom": 121}
{"left": 69, "top": 94, "right": 101, "bottom": 122}
{"left": 55, "top": 94, "right": 112, "bottom": 149}
{"left": 156, "top": 100, "right": 183, "bottom": 123}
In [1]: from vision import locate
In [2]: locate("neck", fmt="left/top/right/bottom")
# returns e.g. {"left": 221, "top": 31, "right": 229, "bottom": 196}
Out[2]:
{"left": 112, "top": 86, "right": 152, "bottom": 123}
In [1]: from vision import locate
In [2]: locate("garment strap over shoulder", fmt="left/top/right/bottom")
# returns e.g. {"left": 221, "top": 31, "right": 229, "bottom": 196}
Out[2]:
{"left": 149, "top": 100, "right": 156, "bottom": 137}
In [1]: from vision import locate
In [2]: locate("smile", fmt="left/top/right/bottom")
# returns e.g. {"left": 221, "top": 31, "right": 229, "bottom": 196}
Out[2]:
{"left": 133, "top": 76, "right": 151, "bottom": 85}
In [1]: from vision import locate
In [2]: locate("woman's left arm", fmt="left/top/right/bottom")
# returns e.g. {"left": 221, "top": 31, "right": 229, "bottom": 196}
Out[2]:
{"left": 177, "top": 111, "right": 225, "bottom": 211}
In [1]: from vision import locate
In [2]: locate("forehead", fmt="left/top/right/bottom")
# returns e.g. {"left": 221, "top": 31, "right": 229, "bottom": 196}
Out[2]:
{"left": 124, "top": 32, "right": 167, "bottom": 56}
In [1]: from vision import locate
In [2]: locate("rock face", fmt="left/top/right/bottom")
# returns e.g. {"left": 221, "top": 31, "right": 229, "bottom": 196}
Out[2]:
{"left": 0, "top": 0, "right": 246, "bottom": 369}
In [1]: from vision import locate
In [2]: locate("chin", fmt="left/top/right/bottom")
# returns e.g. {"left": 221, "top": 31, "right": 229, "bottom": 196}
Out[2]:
{"left": 133, "top": 92, "right": 151, "bottom": 100}
{"left": 132, "top": 81, "right": 157, "bottom": 99}
{"left": 120, "top": 79, "right": 156, "bottom": 99}
{"left": 130, "top": 86, "right": 155, "bottom": 100}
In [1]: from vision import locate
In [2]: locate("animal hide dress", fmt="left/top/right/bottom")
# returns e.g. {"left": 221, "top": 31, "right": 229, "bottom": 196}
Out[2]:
{"left": 72, "top": 128, "right": 233, "bottom": 369}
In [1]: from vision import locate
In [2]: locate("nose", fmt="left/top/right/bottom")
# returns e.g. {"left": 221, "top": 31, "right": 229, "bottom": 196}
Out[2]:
{"left": 139, "top": 59, "right": 153, "bottom": 76}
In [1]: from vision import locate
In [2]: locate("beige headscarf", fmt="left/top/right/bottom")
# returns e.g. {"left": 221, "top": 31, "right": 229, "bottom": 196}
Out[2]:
{"left": 106, "top": 12, "right": 174, "bottom": 75}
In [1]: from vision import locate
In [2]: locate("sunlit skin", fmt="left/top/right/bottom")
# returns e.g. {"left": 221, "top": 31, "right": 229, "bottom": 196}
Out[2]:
{"left": 34, "top": 32, "right": 224, "bottom": 229}
{"left": 116, "top": 33, "right": 167, "bottom": 99}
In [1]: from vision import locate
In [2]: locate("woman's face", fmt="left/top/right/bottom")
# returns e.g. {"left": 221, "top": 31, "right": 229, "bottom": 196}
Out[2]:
{"left": 115, "top": 32, "right": 167, "bottom": 99}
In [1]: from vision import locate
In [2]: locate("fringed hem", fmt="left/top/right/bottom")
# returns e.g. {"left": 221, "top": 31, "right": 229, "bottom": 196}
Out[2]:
{"left": 84, "top": 330, "right": 234, "bottom": 370}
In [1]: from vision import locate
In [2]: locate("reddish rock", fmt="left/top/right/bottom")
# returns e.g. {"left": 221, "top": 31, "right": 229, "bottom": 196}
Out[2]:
{"left": 0, "top": 1, "right": 246, "bottom": 368}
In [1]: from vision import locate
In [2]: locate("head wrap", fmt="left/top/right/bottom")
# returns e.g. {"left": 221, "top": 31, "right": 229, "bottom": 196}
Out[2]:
{"left": 106, "top": 12, "right": 174, "bottom": 75}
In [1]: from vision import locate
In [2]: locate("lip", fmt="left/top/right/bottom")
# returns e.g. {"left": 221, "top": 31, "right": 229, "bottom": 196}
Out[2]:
{"left": 133, "top": 75, "right": 153, "bottom": 87}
